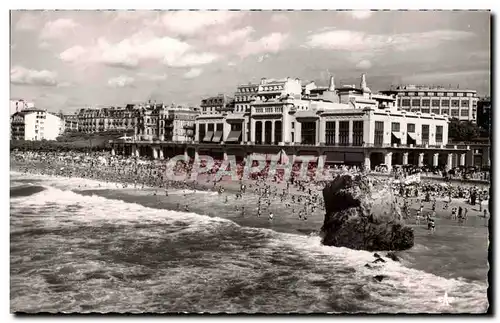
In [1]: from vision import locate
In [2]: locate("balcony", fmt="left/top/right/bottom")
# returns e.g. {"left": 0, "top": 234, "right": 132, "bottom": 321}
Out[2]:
{"left": 252, "top": 106, "right": 284, "bottom": 115}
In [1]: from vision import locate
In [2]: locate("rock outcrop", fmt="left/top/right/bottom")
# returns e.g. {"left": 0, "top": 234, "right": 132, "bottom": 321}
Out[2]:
{"left": 320, "top": 173, "right": 414, "bottom": 251}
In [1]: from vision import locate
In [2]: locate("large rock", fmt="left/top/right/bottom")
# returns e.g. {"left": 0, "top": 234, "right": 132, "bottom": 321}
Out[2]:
{"left": 320, "top": 173, "right": 414, "bottom": 251}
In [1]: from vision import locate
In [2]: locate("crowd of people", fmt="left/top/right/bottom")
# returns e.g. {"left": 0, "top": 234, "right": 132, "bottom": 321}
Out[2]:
{"left": 11, "top": 149, "right": 490, "bottom": 229}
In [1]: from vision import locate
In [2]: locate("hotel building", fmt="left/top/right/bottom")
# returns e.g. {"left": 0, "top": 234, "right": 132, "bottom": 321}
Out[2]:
{"left": 380, "top": 85, "right": 479, "bottom": 122}
{"left": 77, "top": 105, "right": 139, "bottom": 133}
{"left": 136, "top": 103, "right": 197, "bottom": 143}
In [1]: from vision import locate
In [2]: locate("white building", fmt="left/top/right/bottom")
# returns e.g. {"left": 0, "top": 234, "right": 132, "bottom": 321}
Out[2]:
{"left": 11, "top": 109, "right": 64, "bottom": 141}
{"left": 380, "top": 85, "right": 479, "bottom": 122}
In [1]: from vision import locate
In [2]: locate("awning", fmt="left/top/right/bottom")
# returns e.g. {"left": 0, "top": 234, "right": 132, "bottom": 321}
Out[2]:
{"left": 392, "top": 132, "right": 402, "bottom": 140}
{"left": 407, "top": 133, "right": 417, "bottom": 140}
{"left": 212, "top": 131, "right": 223, "bottom": 142}
{"left": 203, "top": 131, "right": 214, "bottom": 142}
{"left": 226, "top": 130, "right": 242, "bottom": 142}
{"left": 325, "top": 152, "right": 344, "bottom": 163}
{"left": 345, "top": 152, "right": 364, "bottom": 162}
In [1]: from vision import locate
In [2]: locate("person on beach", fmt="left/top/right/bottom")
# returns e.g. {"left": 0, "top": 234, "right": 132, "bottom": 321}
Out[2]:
{"left": 416, "top": 210, "right": 422, "bottom": 225}
{"left": 268, "top": 212, "right": 274, "bottom": 221}
{"left": 428, "top": 218, "right": 436, "bottom": 233}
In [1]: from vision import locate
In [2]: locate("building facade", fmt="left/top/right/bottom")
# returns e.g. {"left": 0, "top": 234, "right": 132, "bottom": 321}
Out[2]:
{"left": 62, "top": 114, "right": 79, "bottom": 132}
{"left": 380, "top": 85, "right": 479, "bottom": 122}
{"left": 191, "top": 74, "right": 457, "bottom": 170}
{"left": 77, "top": 105, "right": 138, "bottom": 133}
{"left": 11, "top": 109, "right": 64, "bottom": 141}
{"left": 110, "top": 74, "right": 477, "bottom": 172}
{"left": 135, "top": 104, "right": 197, "bottom": 142}
{"left": 199, "top": 94, "right": 234, "bottom": 115}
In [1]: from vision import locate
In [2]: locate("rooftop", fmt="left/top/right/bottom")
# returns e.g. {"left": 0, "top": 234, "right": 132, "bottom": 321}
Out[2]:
{"left": 387, "top": 84, "right": 477, "bottom": 92}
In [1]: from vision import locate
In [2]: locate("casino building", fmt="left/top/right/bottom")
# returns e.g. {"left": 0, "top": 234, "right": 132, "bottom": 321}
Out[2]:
{"left": 111, "top": 74, "right": 474, "bottom": 171}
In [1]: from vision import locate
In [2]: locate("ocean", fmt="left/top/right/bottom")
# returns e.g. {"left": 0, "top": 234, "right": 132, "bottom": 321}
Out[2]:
{"left": 10, "top": 171, "right": 489, "bottom": 313}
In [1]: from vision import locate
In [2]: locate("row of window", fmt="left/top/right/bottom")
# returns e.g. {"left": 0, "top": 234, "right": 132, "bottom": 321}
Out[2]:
{"left": 260, "top": 85, "right": 284, "bottom": 92}
{"left": 237, "top": 87, "right": 258, "bottom": 93}
{"left": 400, "top": 99, "right": 473, "bottom": 107}
{"left": 399, "top": 91, "right": 476, "bottom": 97}
{"left": 400, "top": 107, "right": 472, "bottom": 117}
{"left": 234, "top": 95, "right": 255, "bottom": 102}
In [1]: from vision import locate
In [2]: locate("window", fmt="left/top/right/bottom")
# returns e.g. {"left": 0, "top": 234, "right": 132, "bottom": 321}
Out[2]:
{"left": 446, "top": 92, "right": 454, "bottom": 97}
{"left": 442, "top": 100, "right": 450, "bottom": 107}
{"left": 423, "top": 92, "right": 428, "bottom": 96}
{"left": 418, "top": 92, "right": 425, "bottom": 96}
{"left": 457, "top": 92, "right": 464, "bottom": 97}
{"left": 431, "top": 109, "right": 440, "bottom": 114}
{"left": 422, "top": 99, "right": 430, "bottom": 107}
{"left": 412, "top": 99, "right": 421, "bottom": 106}
{"left": 339, "top": 121, "right": 349, "bottom": 146}
{"left": 422, "top": 109, "right": 430, "bottom": 114}
{"left": 436, "top": 125, "right": 443, "bottom": 143}
{"left": 461, "top": 100, "right": 469, "bottom": 107}
{"left": 353, "top": 121, "right": 363, "bottom": 146}
{"left": 461, "top": 109, "right": 469, "bottom": 117}
{"left": 451, "top": 109, "right": 459, "bottom": 117}
{"left": 301, "top": 122, "right": 316, "bottom": 145}
{"left": 391, "top": 122, "right": 400, "bottom": 132}
{"left": 421, "top": 124, "right": 429, "bottom": 143}
{"left": 407, "top": 123, "right": 415, "bottom": 133}
{"left": 451, "top": 100, "right": 460, "bottom": 107}
{"left": 437, "top": 92, "right": 444, "bottom": 97}
{"left": 291, "top": 122, "right": 295, "bottom": 129}
{"left": 431, "top": 100, "right": 440, "bottom": 107}
{"left": 374, "top": 121, "right": 384, "bottom": 146}
{"left": 402, "top": 99, "right": 411, "bottom": 106}
{"left": 325, "top": 121, "right": 336, "bottom": 145}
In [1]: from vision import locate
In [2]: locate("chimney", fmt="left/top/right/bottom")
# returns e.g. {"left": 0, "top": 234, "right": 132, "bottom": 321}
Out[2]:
{"left": 360, "top": 73, "right": 367, "bottom": 89}
{"left": 328, "top": 75, "right": 335, "bottom": 91}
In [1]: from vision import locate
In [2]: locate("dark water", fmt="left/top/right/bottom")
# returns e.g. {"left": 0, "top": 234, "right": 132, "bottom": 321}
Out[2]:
{"left": 10, "top": 171, "right": 489, "bottom": 313}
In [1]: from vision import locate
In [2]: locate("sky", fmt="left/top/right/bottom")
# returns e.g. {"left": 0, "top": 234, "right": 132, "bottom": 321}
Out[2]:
{"left": 10, "top": 10, "right": 491, "bottom": 113}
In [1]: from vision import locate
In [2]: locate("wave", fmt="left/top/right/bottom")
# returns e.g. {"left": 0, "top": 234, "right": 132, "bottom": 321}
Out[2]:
{"left": 9, "top": 172, "right": 489, "bottom": 313}
{"left": 10, "top": 185, "right": 47, "bottom": 198}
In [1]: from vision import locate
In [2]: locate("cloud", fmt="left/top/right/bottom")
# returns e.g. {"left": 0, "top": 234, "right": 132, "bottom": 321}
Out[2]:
{"left": 137, "top": 72, "right": 168, "bottom": 81}
{"left": 305, "top": 29, "right": 475, "bottom": 52}
{"left": 271, "top": 14, "right": 289, "bottom": 24}
{"left": 356, "top": 59, "right": 372, "bottom": 70}
{"left": 15, "top": 12, "right": 42, "bottom": 30}
{"left": 257, "top": 54, "right": 269, "bottom": 63}
{"left": 215, "top": 26, "right": 254, "bottom": 46}
{"left": 38, "top": 41, "right": 51, "bottom": 49}
{"left": 40, "top": 18, "right": 79, "bottom": 40}
{"left": 239, "top": 32, "right": 288, "bottom": 57}
{"left": 59, "top": 33, "right": 218, "bottom": 68}
{"left": 183, "top": 68, "right": 202, "bottom": 79}
{"left": 107, "top": 75, "right": 135, "bottom": 88}
{"left": 10, "top": 65, "right": 59, "bottom": 86}
{"left": 401, "top": 69, "right": 490, "bottom": 83}
{"left": 159, "top": 11, "right": 242, "bottom": 35}
{"left": 59, "top": 45, "right": 87, "bottom": 63}
{"left": 348, "top": 11, "right": 373, "bottom": 20}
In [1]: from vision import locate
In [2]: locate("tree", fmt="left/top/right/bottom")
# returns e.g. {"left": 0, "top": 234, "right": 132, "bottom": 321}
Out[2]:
{"left": 448, "top": 119, "right": 481, "bottom": 142}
